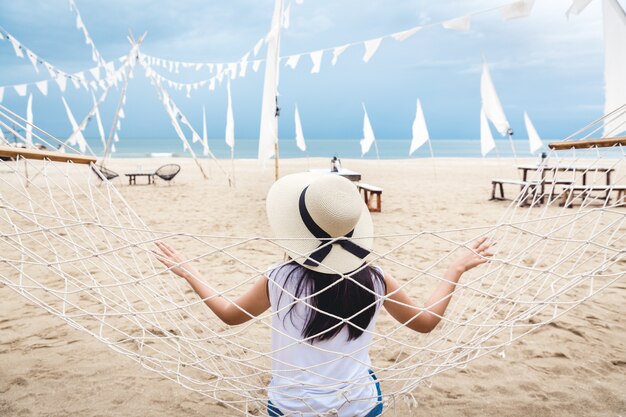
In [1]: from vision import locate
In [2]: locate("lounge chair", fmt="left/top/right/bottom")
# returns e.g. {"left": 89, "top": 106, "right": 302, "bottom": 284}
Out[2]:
{"left": 91, "top": 164, "right": 119, "bottom": 181}
{"left": 155, "top": 164, "right": 181, "bottom": 182}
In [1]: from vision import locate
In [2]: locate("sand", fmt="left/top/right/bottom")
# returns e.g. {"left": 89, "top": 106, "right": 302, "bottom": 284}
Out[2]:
{"left": 1, "top": 157, "right": 624, "bottom": 417}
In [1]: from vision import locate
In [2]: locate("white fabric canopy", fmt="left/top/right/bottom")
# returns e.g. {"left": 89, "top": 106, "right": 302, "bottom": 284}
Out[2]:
{"left": 258, "top": 0, "right": 283, "bottom": 161}
{"left": 603, "top": 0, "right": 626, "bottom": 136}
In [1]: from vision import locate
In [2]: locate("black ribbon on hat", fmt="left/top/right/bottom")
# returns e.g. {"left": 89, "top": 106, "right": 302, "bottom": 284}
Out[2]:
{"left": 298, "top": 186, "right": 370, "bottom": 267}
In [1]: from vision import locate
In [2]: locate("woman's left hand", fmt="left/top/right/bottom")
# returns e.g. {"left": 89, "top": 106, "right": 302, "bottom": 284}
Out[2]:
{"left": 451, "top": 237, "right": 495, "bottom": 273}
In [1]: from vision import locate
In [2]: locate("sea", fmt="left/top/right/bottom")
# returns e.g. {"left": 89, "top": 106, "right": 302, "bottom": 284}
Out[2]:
{"left": 89, "top": 138, "right": 557, "bottom": 160}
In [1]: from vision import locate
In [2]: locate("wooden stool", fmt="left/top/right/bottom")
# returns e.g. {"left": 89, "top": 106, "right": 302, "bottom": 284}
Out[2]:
{"left": 357, "top": 183, "right": 383, "bottom": 212}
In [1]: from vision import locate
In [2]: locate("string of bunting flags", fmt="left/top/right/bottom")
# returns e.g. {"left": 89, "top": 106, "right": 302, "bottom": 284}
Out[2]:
{"left": 68, "top": 0, "right": 108, "bottom": 71}
{"left": 0, "top": 26, "right": 125, "bottom": 100}
{"left": 136, "top": 0, "right": 536, "bottom": 99}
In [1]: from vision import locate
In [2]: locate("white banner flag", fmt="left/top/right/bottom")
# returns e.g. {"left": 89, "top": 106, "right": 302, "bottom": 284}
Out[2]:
{"left": 480, "top": 107, "right": 496, "bottom": 156}
{"left": 294, "top": 104, "right": 306, "bottom": 152}
{"left": 35, "top": 80, "right": 48, "bottom": 96}
{"left": 9, "top": 36, "right": 24, "bottom": 58}
{"left": 286, "top": 54, "right": 301, "bottom": 70}
{"left": 55, "top": 75, "right": 68, "bottom": 93}
{"left": 566, "top": 0, "right": 594, "bottom": 17}
{"left": 500, "top": 0, "right": 536, "bottom": 20}
{"left": 360, "top": 104, "right": 376, "bottom": 156}
{"left": 61, "top": 96, "right": 87, "bottom": 152}
{"left": 0, "top": 87, "right": 4, "bottom": 102}
{"left": 310, "top": 50, "right": 323, "bottom": 73}
{"left": 253, "top": 38, "right": 264, "bottom": 56}
{"left": 442, "top": 16, "right": 471, "bottom": 31}
{"left": 332, "top": 44, "right": 349, "bottom": 66}
{"left": 481, "top": 63, "right": 510, "bottom": 136}
{"left": 26, "top": 51, "right": 39, "bottom": 72}
{"left": 90, "top": 67, "right": 100, "bottom": 80}
{"left": 363, "top": 38, "right": 382, "bottom": 63}
{"left": 14, "top": 84, "right": 27, "bottom": 96}
{"left": 410, "top": 99, "right": 429, "bottom": 155}
{"left": 225, "top": 80, "right": 235, "bottom": 149}
{"left": 524, "top": 111, "right": 543, "bottom": 154}
{"left": 392, "top": 26, "right": 422, "bottom": 42}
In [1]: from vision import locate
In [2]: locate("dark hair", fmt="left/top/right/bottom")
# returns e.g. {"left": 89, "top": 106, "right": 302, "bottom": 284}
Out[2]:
{"left": 276, "top": 261, "right": 386, "bottom": 344}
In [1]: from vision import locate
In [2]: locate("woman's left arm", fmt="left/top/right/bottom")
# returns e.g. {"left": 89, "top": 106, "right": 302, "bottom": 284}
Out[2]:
{"left": 152, "top": 241, "right": 270, "bottom": 325}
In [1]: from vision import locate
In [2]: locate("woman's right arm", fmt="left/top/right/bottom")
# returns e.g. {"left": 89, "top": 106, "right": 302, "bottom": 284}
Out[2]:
{"left": 383, "top": 237, "right": 493, "bottom": 333}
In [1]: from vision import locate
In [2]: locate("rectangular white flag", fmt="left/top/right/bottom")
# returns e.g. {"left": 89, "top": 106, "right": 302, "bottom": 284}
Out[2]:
{"left": 225, "top": 80, "right": 235, "bottom": 149}
{"left": 410, "top": 99, "right": 429, "bottom": 155}
{"left": 480, "top": 107, "right": 496, "bottom": 156}
{"left": 295, "top": 104, "right": 306, "bottom": 151}
{"left": 524, "top": 111, "right": 543, "bottom": 154}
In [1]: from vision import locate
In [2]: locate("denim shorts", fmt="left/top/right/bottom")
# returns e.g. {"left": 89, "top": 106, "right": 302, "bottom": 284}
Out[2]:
{"left": 268, "top": 369, "right": 383, "bottom": 417}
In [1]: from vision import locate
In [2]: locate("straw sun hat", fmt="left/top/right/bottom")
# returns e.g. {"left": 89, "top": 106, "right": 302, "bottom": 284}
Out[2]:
{"left": 266, "top": 172, "right": 373, "bottom": 275}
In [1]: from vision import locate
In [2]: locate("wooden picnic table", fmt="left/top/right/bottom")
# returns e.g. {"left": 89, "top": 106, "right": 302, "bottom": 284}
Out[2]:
{"left": 125, "top": 172, "right": 156, "bottom": 185}
{"left": 517, "top": 164, "right": 616, "bottom": 204}
{"left": 517, "top": 164, "right": 615, "bottom": 186}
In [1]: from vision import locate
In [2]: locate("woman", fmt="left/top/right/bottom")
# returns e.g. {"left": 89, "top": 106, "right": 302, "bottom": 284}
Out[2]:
{"left": 153, "top": 172, "right": 492, "bottom": 417}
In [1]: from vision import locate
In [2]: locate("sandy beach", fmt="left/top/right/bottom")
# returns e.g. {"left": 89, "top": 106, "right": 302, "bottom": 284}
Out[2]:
{"left": 1, "top": 157, "right": 624, "bottom": 417}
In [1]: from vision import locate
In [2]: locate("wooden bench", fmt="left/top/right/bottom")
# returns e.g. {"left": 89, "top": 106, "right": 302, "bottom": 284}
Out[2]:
{"left": 490, "top": 179, "right": 541, "bottom": 204}
{"left": 542, "top": 180, "right": 575, "bottom": 203}
{"left": 357, "top": 183, "right": 383, "bottom": 212}
{"left": 561, "top": 184, "right": 626, "bottom": 208}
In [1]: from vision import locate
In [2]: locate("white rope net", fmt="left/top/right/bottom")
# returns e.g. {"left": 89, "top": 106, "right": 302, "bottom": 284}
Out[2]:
{"left": 1, "top": 114, "right": 625, "bottom": 416}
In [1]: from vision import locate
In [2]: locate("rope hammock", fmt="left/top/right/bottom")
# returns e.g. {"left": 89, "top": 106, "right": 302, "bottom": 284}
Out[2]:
{"left": 0, "top": 110, "right": 625, "bottom": 416}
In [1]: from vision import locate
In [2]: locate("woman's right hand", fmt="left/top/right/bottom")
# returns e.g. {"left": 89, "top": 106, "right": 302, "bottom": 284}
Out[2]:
{"left": 152, "top": 241, "right": 196, "bottom": 280}
{"left": 450, "top": 237, "right": 494, "bottom": 273}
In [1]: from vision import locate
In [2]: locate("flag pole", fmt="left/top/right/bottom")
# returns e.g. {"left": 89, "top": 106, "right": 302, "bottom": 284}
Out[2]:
{"left": 274, "top": 97, "right": 280, "bottom": 180}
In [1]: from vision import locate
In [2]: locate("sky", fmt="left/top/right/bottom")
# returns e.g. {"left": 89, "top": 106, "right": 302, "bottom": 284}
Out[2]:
{"left": 0, "top": 0, "right": 613, "bottom": 154}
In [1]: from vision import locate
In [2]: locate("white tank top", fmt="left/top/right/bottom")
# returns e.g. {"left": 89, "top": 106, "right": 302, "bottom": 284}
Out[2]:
{"left": 266, "top": 263, "right": 385, "bottom": 417}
